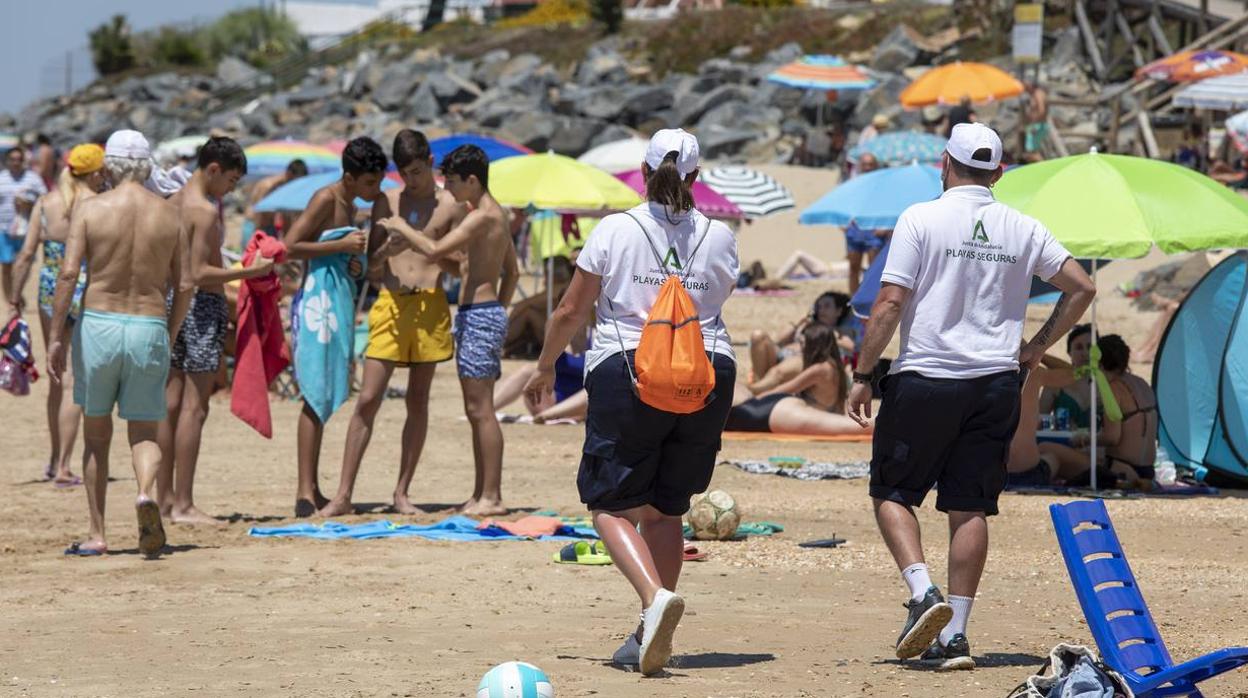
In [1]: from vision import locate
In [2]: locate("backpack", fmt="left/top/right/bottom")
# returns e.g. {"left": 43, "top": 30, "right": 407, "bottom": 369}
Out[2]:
{"left": 1006, "top": 644, "right": 1133, "bottom": 698}
{"left": 607, "top": 212, "right": 718, "bottom": 414}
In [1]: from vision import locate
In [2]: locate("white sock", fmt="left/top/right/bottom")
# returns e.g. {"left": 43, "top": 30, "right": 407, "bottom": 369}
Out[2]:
{"left": 901, "top": 563, "right": 933, "bottom": 602}
{"left": 940, "top": 595, "right": 974, "bottom": 645}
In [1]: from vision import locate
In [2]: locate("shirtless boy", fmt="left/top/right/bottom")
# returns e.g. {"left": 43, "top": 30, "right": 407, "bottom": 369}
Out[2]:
{"left": 320, "top": 130, "right": 466, "bottom": 517}
{"left": 47, "top": 130, "right": 193, "bottom": 558}
{"left": 382, "top": 144, "right": 519, "bottom": 516}
{"left": 285, "top": 137, "right": 386, "bottom": 517}
{"left": 157, "top": 137, "right": 275, "bottom": 525}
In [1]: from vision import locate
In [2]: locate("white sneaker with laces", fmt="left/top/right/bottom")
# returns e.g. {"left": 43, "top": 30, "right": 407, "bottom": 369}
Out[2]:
{"left": 638, "top": 589, "right": 684, "bottom": 676}
{"left": 612, "top": 632, "right": 640, "bottom": 667}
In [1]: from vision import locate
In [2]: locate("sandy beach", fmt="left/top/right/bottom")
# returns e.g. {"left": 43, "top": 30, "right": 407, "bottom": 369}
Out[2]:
{"left": 3, "top": 166, "right": 1246, "bottom": 697}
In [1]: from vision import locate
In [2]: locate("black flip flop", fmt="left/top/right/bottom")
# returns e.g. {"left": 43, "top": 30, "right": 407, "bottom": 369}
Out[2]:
{"left": 799, "top": 537, "right": 847, "bottom": 549}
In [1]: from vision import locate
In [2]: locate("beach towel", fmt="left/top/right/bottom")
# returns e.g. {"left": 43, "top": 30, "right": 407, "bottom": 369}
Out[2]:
{"left": 231, "top": 232, "right": 289, "bottom": 438}
{"left": 293, "top": 227, "right": 365, "bottom": 423}
{"left": 721, "top": 431, "right": 874, "bottom": 443}
{"left": 725, "top": 459, "right": 871, "bottom": 481}
{"left": 681, "top": 520, "right": 784, "bottom": 540}
{"left": 477, "top": 515, "right": 564, "bottom": 538}
{"left": 247, "top": 515, "right": 599, "bottom": 542}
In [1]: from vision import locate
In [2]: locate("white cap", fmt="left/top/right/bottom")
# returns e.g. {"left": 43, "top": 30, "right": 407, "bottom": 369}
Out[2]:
{"left": 644, "top": 128, "right": 700, "bottom": 177}
{"left": 104, "top": 129, "right": 151, "bottom": 160}
{"left": 946, "top": 122, "right": 1002, "bottom": 170}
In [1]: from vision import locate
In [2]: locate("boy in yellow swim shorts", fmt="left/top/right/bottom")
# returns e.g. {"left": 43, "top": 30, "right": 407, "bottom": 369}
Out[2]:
{"left": 319, "top": 130, "right": 467, "bottom": 517}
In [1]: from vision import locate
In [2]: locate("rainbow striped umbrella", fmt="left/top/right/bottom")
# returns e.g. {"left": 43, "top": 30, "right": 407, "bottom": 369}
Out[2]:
{"left": 243, "top": 139, "right": 340, "bottom": 178}
{"left": 0, "top": 133, "right": 21, "bottom": 150}
{"left": 766, "top": 56, "right": 876, "bottom": 92}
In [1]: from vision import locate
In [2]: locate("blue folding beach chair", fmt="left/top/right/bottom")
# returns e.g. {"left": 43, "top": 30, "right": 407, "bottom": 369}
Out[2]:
{"left": 1049, "top": 501, "right": 1248, "bottom": 697}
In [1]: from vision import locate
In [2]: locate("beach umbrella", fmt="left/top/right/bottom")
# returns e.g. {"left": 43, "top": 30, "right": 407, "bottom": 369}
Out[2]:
{"left": 577, "top": 137, "right": 649, "bottom": 174}
{"left": 154, "top": 135, "right": 209, "bottom": 165}
{"left": 244, "top": 139, "right": 340, "bottom": 178}
{"left": 700, "top": 166, "right": 795, "bottom": 218}
{"left": 847, "top": 131, "right": 947, "bottom": 166}
{"left": 799, "top": 163, "right": 942, "bottom": 229}
{"left": 0, "top": 133, "right": 21, "bottom": 150}
{"left": 1138, "top": 49, "right": 1248, "bottom": 82}
{"left": 899, "top": 61, "right": 1024, "bottom": 108}
{"left": 254, "top": 170, "right": 400, "bottom": 212}
{"left": 766, "top": 55, "right": 877, "bottom": 92}
{"left": 614, "top": 169, "right": 744, "bottom": 221}
{"left": 489, "top": 151, "right": 641, "bottom": 212}
{"left": 1172, "top": 73, "right": 1248, "bottom": 110}
{"left": 430, "top": 134, "right": 532, "bottom": 165}
{"left": 995, "top": 150, "right": 1248, "bottom": 488}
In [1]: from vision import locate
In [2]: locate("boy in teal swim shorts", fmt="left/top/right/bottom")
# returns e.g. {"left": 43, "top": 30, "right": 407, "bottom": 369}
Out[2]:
{"left": 47, "top": 130, "right": 193, "bottom": 559}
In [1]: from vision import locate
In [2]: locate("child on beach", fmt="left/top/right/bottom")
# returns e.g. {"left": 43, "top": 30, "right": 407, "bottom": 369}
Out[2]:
{"left": 283, "top": 137, "right": 386, "bottom": 517}
{"left": 382, "top": 144, "right": 519, "bottom": 516}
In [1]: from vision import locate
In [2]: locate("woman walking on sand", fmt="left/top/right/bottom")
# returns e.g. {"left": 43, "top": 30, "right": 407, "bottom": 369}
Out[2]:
{"left": 525, "top": 128, "right": 739, "bottom": 676}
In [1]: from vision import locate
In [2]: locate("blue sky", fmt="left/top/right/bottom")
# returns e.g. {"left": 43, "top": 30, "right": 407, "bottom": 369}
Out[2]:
{"left": 0, "top": 0, "right": 373, "bottom": 117}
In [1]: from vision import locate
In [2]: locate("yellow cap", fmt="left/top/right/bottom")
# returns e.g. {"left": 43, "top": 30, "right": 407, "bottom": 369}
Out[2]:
{"left": 68, "top": 143, "right": 105, "bottom": 176}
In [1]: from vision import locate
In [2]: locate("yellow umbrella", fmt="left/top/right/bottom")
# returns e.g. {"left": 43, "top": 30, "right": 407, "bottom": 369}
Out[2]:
{"left": 490, "top": 151, "right": 641, "bottom": 212}
{"left": 899, "top": 61, "right": 1024, "bottom": 108}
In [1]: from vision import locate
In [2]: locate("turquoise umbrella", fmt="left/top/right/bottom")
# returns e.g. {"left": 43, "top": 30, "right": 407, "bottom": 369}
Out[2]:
{"left": 799, "top": 164, "right": 942, "bottom": 229}
{"left": 848, "top": 132, "right": 947, "bottom": 166}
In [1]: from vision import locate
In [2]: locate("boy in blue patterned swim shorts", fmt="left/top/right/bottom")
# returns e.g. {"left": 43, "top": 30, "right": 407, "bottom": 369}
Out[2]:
{"left": 382, "top": 145, "right": 519, "bottom": 517}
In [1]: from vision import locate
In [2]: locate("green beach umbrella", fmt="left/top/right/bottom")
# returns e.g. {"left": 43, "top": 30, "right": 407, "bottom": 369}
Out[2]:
{"left": 996, "top": 150, "right": 1248, "bottom": 490}
{"left": 994, "top": 151, "right": 1248, "bottom": 258}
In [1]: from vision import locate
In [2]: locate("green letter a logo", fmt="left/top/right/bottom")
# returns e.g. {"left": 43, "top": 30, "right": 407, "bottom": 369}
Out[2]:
{"left": 972, "top": 220, "right": 989, "bottom": 243}
{"left": 663, "top": 246, "right": 683, "bottom": 270}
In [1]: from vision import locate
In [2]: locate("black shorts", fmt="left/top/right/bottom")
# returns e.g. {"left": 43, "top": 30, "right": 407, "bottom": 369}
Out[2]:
{"left": 869, "top": 371, "right": 1021, "bottom": 516}
{"left": 577, "top": 351, "right": 736, "bottom": 517}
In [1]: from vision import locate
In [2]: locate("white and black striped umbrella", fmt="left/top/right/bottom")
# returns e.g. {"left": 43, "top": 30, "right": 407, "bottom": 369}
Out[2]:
{"left": 700, "top": 166, "right": 796, "bottom": 219}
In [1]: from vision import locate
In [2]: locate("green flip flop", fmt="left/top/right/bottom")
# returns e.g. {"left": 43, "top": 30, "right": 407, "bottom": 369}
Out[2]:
{"left": 552, "top": 540, "right": 613, "bottom": 565}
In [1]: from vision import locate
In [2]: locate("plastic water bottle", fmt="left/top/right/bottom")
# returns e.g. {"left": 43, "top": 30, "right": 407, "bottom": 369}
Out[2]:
{"left": 1154, "top": 445, "right": 1176, "bottom": 485}
{"left": 1055, "top": 407, "right": 1070, "bottom": 431}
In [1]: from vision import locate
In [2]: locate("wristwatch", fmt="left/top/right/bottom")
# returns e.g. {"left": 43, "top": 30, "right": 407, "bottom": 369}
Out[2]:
{"left": 852, "top": 371, "right": 873, "bottom": 384}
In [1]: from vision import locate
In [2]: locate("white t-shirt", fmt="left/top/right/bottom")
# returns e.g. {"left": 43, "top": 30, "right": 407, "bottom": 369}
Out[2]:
{"left": 881, "top": 185, "right": 1071, "bottom": 379}
{"left": 577, "top": 202, "right": 738, "bottom": 374}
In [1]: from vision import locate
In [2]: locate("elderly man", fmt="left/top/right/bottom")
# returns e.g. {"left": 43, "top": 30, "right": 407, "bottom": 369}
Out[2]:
{"left": 49, "top": 130, "right": 193, "bottom": 558}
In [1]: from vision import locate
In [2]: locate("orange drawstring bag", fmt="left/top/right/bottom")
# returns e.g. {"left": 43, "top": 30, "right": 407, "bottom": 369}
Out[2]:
{"left": 607, "top": 213, "right": 718, "bottom": 414}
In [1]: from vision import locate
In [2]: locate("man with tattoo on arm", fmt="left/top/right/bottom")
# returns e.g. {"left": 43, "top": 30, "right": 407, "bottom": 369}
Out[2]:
{"left": 845, "top": 124, "right": 1096, "bottom": 672}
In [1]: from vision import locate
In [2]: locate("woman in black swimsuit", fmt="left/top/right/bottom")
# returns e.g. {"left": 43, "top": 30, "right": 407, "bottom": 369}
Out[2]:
{"left": 1041, "top": 334, "right": 1159, "bottom": 488}
{"left": 726, "top": 324, "right": 866, "bottom": 436}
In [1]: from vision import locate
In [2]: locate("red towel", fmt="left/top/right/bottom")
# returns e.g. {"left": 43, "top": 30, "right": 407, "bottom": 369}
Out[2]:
{"left": 230, "top": 232, "right": 289, "bottom": 438}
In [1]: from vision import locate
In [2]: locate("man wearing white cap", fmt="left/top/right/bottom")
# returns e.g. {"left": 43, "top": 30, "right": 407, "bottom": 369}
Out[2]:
{"left": 846, "top": 123, "right": 1096, "bottom": 669}
{"left": 523, "top": 128, "right": 739, "bottom": 675}
{"left": 47, "top": 129, "right": 193, "bottom": 559}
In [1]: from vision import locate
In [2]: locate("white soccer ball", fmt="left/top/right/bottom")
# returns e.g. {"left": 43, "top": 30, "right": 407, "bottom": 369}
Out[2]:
{"left": 687, "top": 490, "right": 741, "bottom": 541}
{"left": 477, "top": 661, "right": 553, "bottom": 698}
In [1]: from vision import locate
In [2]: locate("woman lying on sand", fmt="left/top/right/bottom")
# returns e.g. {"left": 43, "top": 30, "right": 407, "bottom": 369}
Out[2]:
{"left": 747, "top": 291, "right": 858, "bottom": 395}
{"left": 727, "top": 323, "right": 867, "bottom": 436}
{"left": 494, "top": 325, "right": 589, "bottom": 423}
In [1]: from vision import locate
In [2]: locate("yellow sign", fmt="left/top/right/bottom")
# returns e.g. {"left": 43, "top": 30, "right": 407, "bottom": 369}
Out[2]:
{"left": 1015, "top": 3, "right": 1044, "bottom": 23}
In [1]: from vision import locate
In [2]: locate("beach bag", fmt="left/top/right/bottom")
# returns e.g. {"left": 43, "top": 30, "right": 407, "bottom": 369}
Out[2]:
{"left": 1006, "top": 644, "right": 1133, "bottom": 698}
{"left": 608, "top": 213, "right": 717, "bottom": 414}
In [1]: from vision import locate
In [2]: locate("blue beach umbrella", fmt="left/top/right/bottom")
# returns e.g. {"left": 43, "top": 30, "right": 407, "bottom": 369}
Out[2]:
{"left": 254, "top": 170, "right": 400, "bottom": 212}
{"left": 799, "top": 163, "right": 942, "bottom": 230}
{"left": 848, "top": 131, "right": 948, "bottom": 166}
{"left": 429, "top": 134, "right": 532, "bottom": 165}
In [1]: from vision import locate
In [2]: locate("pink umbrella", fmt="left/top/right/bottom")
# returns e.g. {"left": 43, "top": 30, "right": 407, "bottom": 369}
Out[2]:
{"left": 614, "top": 170, "right": 745, "bottom": 221}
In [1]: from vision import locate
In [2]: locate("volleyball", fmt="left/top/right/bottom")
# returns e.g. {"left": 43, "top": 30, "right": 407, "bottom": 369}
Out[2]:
{"left": 476, "top": 661, "right": 554, "bottom": 698}
{"left": 687, "top": 489, "right": 741, "bottom": 541}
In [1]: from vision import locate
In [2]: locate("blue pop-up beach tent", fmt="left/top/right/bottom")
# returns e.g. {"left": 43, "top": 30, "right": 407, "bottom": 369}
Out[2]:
{"left": 1153, "top": 252, "right": 1248, "bottom": 486}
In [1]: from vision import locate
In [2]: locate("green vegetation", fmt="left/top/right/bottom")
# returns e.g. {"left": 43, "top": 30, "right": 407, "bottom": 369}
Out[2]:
{"left": 87, "top": 8, "right": 306, "bottom": 78}
{"left": 89, "top": 14, "right": 137, "bottom": 76}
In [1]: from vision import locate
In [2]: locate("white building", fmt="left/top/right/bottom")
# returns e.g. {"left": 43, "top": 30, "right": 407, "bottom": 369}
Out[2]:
{"left": 283, "top": 0, "right": 488, "bottom": 47}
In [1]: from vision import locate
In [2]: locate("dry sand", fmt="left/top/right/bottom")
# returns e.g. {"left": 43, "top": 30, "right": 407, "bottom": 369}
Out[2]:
{"left": 4, "top": 168, "right": 1247, "bottom": 697}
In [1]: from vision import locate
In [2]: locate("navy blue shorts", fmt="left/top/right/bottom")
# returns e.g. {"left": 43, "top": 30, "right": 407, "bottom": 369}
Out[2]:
{"left": 578, "top": 351, "right": 736, "bottom": 517}
{"left": 869, "top": 371, "right": 1021, "bottom": 516}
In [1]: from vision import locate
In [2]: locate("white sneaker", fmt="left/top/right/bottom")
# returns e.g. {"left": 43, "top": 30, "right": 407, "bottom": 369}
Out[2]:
{"left": 612, "top": 632, "right": 640, "bottom": 667}
{"left": 638, "top": 589, "right": 684, "bottom": 676}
